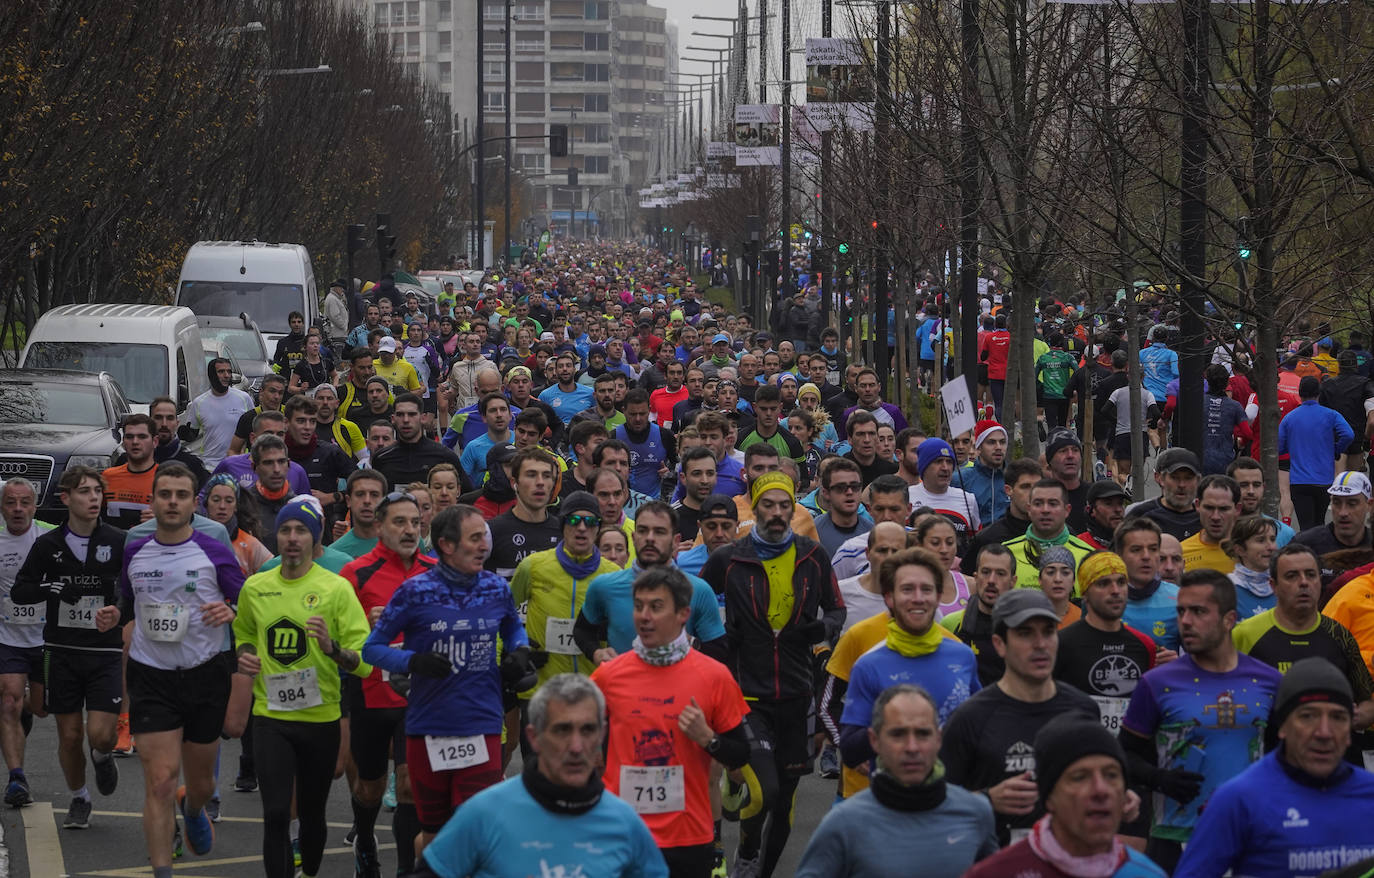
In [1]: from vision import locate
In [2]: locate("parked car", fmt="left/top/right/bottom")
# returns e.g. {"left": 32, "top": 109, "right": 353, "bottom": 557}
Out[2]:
{"left": 0, "top": 369, "right": 131, "bottom": 523}
{"left": 195, "top": 314, "right": 272, "bottom": 393}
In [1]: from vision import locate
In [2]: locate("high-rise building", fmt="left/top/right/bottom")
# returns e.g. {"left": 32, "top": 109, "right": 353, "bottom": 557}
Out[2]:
{"left": 366, "top": 0, "right": 674, "bottom": 239}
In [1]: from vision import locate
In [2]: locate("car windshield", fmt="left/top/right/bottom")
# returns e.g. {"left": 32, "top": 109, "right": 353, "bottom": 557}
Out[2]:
{"left": 0, "top": 381, "right": 108, "bottom": 426}
{"left": 179, "top": 281, "right": 305, "bottom": 335}
{"left": 200, "top": 326, "right": 266, "bottom": 363}
{"left": 23, "top": 342, "right": 167, "bottom": 404}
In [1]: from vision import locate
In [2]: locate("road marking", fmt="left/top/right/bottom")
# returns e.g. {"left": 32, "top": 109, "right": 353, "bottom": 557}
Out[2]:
{"left": 77, "top": 843, "right": 396, "bottom": 876}
{"left": 22, "top": 802, "right": 64, "bottom": 878}
{"left": 89, "top": 809, "right": 387, "bottom": 831}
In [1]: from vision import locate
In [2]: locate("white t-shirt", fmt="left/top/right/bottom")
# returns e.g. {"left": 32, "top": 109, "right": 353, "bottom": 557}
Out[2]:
{"left": 837, "top": 575, "right": 889, "bottom": 634}
{"left": 1107, "top": 385, "right": 1158, "bottom": 436}
{"left": 0, "top": 523, "right": 48, "bottom": 648}
{"left": 908, "top": 483, "right": 981, "bottom": 534}
{"left": 186, "top": 388, "right": 253, "bottom": 469}
{"left": 403, "top": 344, "right": 433, "bottom": 398}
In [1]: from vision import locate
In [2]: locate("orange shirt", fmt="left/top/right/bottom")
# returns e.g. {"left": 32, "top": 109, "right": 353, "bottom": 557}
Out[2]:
{"left": 1323, "top": 573, "right": 1374, "bottom": 675}
{"left": 102, "top": 463, "right": 156, "bottom": 529}
{"left": 1058, "top": 601, "right": 1082, "bottom": 630}
{"left": 591, "top": 648, "right": 748, "bottom": 848}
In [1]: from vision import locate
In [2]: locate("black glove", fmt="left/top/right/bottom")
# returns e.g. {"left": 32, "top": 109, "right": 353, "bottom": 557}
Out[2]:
{"left": 58, "top": 580, "right": 84, "bottom": 605}
{"left": 177, "top": 423, "right": 200, "bottom": 442}
{"left": 1154, "top": 769, "right": 1205, "bottom": 804}
{"left": 501, "top": 646, "right": 539, "bottom": 693}
{"left": 785, "top": 618, "right": 828, "bottom": 646}
{"left": 387, "top": 672, "right": 412, "bottom": 698}
{"left": 525, "top": 641, "right": 550, "bottom": 670}
{"left": 408, "top": 651, "right": 452, "bottom": 679}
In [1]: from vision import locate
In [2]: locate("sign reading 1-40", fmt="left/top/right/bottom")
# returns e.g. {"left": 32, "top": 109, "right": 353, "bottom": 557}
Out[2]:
{"left": 940, "top": 375, "right": 977, "bottom": 439}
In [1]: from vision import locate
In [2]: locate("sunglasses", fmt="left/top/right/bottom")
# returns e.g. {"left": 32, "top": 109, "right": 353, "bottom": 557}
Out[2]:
{"left": 375, "top": 490, "right": 416, "bottom": 514}
{"left": 566, "top": 513, "right": 602, "bottom": 529}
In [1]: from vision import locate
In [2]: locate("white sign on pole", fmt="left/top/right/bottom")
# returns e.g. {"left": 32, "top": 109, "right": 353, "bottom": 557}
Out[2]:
{"left": 940, "top": 375, "right": 977, "bottom": 439}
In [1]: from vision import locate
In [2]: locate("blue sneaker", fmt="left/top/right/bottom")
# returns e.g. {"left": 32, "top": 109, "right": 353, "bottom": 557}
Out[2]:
{"left": 4, "top": 777, "right": 32, "bottom": 807}
{"left": 177, "top": 786, "right": 214, "bottom": 855}
{"left": 382, "top": 771, "right": 397, "bottom": 810}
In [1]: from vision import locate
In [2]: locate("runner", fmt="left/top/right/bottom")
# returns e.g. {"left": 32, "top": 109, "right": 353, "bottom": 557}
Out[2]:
{"left": 1002, "top": 479, "right": 1094, "bottom": 590}
{"left": 332, "top": 470, "right": 389, "bottom": 558}
{"left": 674, "top": 494, "right": 740, "bottom": 578}
{"left": 233, "top": 497, "right": 372, "bottom": 878}
{"left": 12, "top": 466, "right": 125, "bottom": 823}
{"left": 591, "top": 566, "right": 751, "bottom": 877}
{"left": 118, "top": 462, "right": 245, "bottom": 876}
{"left": 486, "top": 447, "right": 562, "bottom": 579}
{"left": 362, "top": 504, "right": 537, "bottom": 862}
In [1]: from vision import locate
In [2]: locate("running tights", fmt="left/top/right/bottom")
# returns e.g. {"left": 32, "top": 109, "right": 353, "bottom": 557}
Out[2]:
{"left": 737, "top": 760, "right": 800, "bottom": 878}
{"left": 254, "top": 717, "right": 340, "bottom": 878}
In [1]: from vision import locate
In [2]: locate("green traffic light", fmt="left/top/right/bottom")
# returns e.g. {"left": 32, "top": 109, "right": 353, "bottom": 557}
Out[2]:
{"left": 838, "top": 243, "right": 850, "bottom": 255}
{"left": 1238, "top": 247, "right": 1252, "bottom": 260}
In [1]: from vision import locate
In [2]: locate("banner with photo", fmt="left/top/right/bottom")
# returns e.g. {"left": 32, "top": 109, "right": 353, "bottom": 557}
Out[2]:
{"left": 734, "top": 104, "right": 781, "bottom": 166}
{"left": 706, "top": 141, "right": 736, "bottom": 160}
{"left": 804, "top": 38, "right": 875, "bottom": 133}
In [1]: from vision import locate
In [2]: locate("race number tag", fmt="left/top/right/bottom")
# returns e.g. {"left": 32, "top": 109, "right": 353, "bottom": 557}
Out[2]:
{"left": 620, "top": 765, "right": 685, "bottom": 814}
{"left": 544, "top": 617, "right": 579, "bottom": 655}
{"left": 1092, "top": 696, "right": 1128, "bottom": 733}
{"left": 425, "top": 735, "right": 488, "bottom": 772}
{"left": 140, "top": 602, "right": 189, "bottom": 643}
{"left": 59, "top": 596, "right": 103, "bottom": 630}
{"left": 2, "top": 597, "right": 43, "bottom": 626}
{"left": 265, "top": 668, "right": 323, "bottom": 711}
{"left": 1009, "top": 828, "right": 1031, "bottom": 845}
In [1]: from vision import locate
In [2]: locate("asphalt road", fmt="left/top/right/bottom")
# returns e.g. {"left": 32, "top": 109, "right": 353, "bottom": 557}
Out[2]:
{"left": 0, "top": 723, "right": 838, "bottom": 877}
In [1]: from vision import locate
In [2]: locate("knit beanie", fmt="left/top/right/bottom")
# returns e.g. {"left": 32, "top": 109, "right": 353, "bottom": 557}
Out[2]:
{"left": 1034, "top": 714, "right": 1127, "bottom": 801}
{"left": 916, "top": 439, "right": 955, "bottom": 478}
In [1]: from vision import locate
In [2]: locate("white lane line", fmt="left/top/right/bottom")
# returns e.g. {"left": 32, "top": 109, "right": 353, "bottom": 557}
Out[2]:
{"left": 22, "top": 802, "right": 64, "bottom": 878}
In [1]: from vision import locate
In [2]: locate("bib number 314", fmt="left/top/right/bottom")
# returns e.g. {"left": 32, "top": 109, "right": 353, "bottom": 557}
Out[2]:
{"left": 425, "top": 735, "right": 488, "bottom": 772}
{"left": 59, "top": 596, "right": 103, "bottom": 630}
{"left": 620, "top": 765, "right": 685, "bottom": 814}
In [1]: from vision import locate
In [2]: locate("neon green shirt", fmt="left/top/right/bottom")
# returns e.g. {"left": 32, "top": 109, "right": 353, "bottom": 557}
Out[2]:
{"left": 233, "top": 562, "right": 372, "bottom": 722}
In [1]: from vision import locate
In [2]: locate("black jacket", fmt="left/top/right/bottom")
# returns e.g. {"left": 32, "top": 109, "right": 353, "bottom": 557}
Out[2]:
{"left": 700, "top": 534, "right": 845, "bottom": 701}
{"left": 12, "top": 523, "right": 127, "bottom": 652}
{"left": 371, "top": 437, "right": 463, "bottom": 494}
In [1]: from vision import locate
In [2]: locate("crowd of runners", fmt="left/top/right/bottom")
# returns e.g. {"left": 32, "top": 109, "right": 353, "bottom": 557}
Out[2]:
{"left": 1, "top": 238, "right": 1374, "bottom": 878}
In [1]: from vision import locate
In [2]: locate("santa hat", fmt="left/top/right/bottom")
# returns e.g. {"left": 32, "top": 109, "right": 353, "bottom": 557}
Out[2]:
{"left": 974, "top": 419, "right": 1007, "bottom": 448}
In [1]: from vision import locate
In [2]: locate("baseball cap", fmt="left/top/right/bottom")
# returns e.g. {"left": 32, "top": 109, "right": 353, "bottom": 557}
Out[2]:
{"left": 992, "top": 589, "right": 1060, "bottom": 631}
{"left": 712, "top": 333, "right": 731, "bottom": 345}
{"left": 377, "top": 336, "right": 398, "bottom": 353}
{"left": 699, "top": 494, "right": 739, "bottom": 522}
{"left": 1329, "top": 471, "right": 1373, "bottom": 499}
{"left": 1086, "top": 480, "right": 1130, "bottom": 504}
{"left": 1156, "top": 448, "right": 1201, "bottom": 475}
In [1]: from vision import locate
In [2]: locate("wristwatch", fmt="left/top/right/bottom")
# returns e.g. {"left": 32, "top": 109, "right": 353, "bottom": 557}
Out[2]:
{"left": 706, "top": 735, "right": 721, "bottom": 755}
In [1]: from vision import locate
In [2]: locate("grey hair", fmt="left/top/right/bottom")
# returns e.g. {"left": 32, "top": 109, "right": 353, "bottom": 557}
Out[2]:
{"left": 870, "top": 684, "right": 939, "bottom": 734}
{"left": 0, "top": 479, "right": 39, "bottom": 505}
{"left": 528, "top": 673, "right": 605, "bottom": 733}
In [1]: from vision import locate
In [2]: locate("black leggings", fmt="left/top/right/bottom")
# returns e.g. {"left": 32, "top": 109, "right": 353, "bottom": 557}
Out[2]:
{"left": 661, "top": 843, "right": 715, "bottom": 878}
{"left": 1290, "top": 483, "right": 1330, "bottom": 531}
{"left": 254, "top": 717, "right": 340, "bottom": 878}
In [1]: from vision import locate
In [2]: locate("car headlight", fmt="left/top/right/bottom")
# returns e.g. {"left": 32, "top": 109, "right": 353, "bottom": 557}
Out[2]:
{"left": 68, "top": 454, "right": 114, "bottom": 470}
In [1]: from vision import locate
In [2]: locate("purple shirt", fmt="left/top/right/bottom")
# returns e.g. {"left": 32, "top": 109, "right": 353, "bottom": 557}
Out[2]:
{"left": 202, "top": 454, "right": 312, "bottom": 501}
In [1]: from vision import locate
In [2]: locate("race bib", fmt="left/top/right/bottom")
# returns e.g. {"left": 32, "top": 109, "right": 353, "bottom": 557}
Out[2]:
{"left": 1009, "top": 828, "right": 1031, "bottom": 845}
{"left": 425, "top": 735, "right": 489, "bottom": 772}
{"left": 139, "top": 602, "right": 189, "bottom": 643}
{"left": 58, "top": 596, "right": 103, "bottom": 630}
{"left": 2, "top": 597, "right": 43, "bottom": 627}
{"left": 265, "top": 667, "right": 323, "bottom": 712}
{"left": 544, "top": 617, "right": 579, "bottom": 655}
{"left": 1092, "top": 696, "right": 1128, "bottom": 733}
{"left": 620, "top": 765, "right": 685, "bottom": 814}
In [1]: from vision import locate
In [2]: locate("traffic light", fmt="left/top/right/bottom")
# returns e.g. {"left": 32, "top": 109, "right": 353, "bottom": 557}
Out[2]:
{"left": 376, "top": 212, "right": 397, "bottom": 270}
{"left": 1237, "top": 215, "right": 1253, "bottom": 261}
{"left": 567, "top": 168, "right": 579, "bottom": 187}
{"left": 346, "top": 224, "right": 368, "bottom": 255}
{"left": 837, "top": 242, "right": 850, "bottom": 255}
{"left": 549, "top": 124, "right": 568, "bottom": 158}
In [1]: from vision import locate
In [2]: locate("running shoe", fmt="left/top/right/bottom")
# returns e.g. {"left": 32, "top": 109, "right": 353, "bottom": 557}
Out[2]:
{"left": 345, "top": 823, "right": 357, "bottom": 845}
{"left": 177, "top": 785, "right": 214, "bottom": 855}
{"left": 234, "top": 771, "right": 258, "bottom": 793}
{"left": 292, "top": 837, "right": 302, "bottom": 868}
{"left": 172, "top": 820, "right": 184, "bottom": 859}
{"left": 729, "top": 853, "right": 760, "bottom": 878}
{"left": 383, "top": 771, "right": 397, "bottom": 810}
{"left": 205, "top": 795, "right": 221, "bottom": 823}
{"left": 354, "top": 835, "right": 383, "bottom": 878}
{"left": 92, "top": 749, "right": 119, "bottom": 796}
{"left": 3, "top": 777, "right": 32, "bottom": 808}
{"left": 63, "top": 796, "right": 92, "bottom": 830}
{"left": 712, "top": 850, "right": 728, "bottom": 878}
{"left": 113, "top": 714, "right": 134, "bottom": 757}
{"left": 817, "top": 742, "right": 840, "bottom": 779}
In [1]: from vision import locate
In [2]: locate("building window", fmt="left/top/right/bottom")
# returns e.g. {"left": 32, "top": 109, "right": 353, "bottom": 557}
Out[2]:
{"left": 407, "top": 31, "right": 420, "bottom": 54}
{"left": 375, "top": 5, "right": 389, "bottom": 25}
{"left": 516, "top": 93, "right": 546, "bottom": 114}
{"left": 484, "top": 61, "right": 506, "bottom": 81}
{"left": 407, "top": 0, "right": 420, "bottom": 25}
{"left": 438, "top": 31, "right": 452, "bottom": 53}
{"left": 439, "top": 61, "right": 452, "bottom": 78}
{"left": 513, "top": 2, "right": 544, "bottom": 21}
{"left": 584, "top": 93, "right": 608, "bottom": 112}
{"left": 584, "top": 156, "right": 609, "bottom": 174}
{"left": 551, "top": 62, "right": 581, "bottom": 81}
{"left": 483, "top": 3, "right": 504, "bottom": 20}
{"left": 438, "top": 0, "right": 452, "bottom": 21}
{"left": 584, "top": 32, "right": 609, "bottom": 51}
{"left": 516, "top": 61, "right": 545, "bottom": 83}
{"left": 483, "top": 92, "right": 505, "bottom": 110}
{"left": 584, "top": 1, "right": 608, "bottom": 19}
{"left": 519, "top": 153, "right": 547, "bottom": 171}
{"left": 392, "top": 3, "right": 406, "bottom": 25}
{"left": 515, "top": 31, "right": 544, "bottom": 51}
{"left": 584, "top": 63, "right": 609, "bottom": 82}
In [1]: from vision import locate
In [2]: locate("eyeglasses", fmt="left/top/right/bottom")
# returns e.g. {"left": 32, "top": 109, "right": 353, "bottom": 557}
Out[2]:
{"left": 827, "top": 482, "right": 862, "bottom": 493}
{"left": 566, "top": 513, "right": 602, "bottom": 529}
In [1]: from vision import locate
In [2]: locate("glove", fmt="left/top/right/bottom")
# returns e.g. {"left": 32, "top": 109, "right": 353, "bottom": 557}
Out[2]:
{"left": 408, "top": 651, "right": 452, "bottom": 679}
{"left": 525, "top": 641, "right": 550, "bottom": 670}
{"left": 387, "top": 672, "right": 411, "bottom": 698}
{"left": 785, "top": 618, "right": 828, "bottom": 646}
{"left": 501, "top": 646, "right": 539, "bottom": 693}
{"left": 1154, "top": 769, "right": 1205, "bottom": 804}
{"left": 58, "top": 580, "right": 84, "bottom": 605}
{"left": 177, "top": 423, "right": 200, "bottom": 442}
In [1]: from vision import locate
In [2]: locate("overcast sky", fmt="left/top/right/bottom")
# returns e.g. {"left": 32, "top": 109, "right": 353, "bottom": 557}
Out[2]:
{"left": 663, "top": 0, "right": 744, "bottom": 80}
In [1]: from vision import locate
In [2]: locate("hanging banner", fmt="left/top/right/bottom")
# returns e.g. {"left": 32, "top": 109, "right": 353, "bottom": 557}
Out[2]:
{"left": 706, "top": 173, "right": 742, "bottom": 188}
{"left": 734, "top": 104, "right": 781, "bottom": 166}
{"left": 803, "top": 39, "right": 876, "bottom": 134}
{"left": 706, "top": 141, "right": 736, "bottom": 159}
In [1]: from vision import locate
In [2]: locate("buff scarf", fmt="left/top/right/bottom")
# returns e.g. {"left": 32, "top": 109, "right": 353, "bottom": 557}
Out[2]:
{"left": 1077, "top": 551, "right": 1127, "bottom": 593}
{"left": 885, "top": 617, "right": 945, "bottom": 658}
{"left": 555, "top": 543, "right": 602, "bottom": 580}
{"left": 632, "top": 629, "right": 691, "bottom": 666}
{"left": 1231, "top": 564, "right": 1274, "bottom": 598}
{"left": 1027, "top": 815, "right": 1127, "bottom": 878}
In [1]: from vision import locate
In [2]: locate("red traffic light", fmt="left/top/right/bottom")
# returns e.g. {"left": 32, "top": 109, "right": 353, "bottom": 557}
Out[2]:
{"left": 871, "top": 220, "right": 879, "bottom": 229}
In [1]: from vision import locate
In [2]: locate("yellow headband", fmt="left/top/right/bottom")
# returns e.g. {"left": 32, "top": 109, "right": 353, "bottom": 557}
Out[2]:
{"left": 1078, "top": 551, "right": 1127, "bottom": 593}
{"left": 750, "top": 471, "right": 796, "bottom": 507}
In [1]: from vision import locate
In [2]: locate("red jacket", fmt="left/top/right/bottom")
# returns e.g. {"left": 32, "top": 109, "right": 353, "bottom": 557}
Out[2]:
{"left": 341, "top": 543, "right": 436, "bottom": 709}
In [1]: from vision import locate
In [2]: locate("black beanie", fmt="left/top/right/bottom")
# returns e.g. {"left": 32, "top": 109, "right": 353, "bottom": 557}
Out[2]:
{"left": 559, "top": 490, "right": 600, "bottom": 524}
{"left": 1266, "top": 657, "right": 1353, "bottom": 749}
{"left": 1034, "top": 714, "right": 1128, "bottom": 801}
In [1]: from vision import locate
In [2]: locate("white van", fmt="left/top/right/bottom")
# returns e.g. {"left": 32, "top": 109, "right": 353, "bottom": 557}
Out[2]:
{"left": 20, "top": 304, "right": 209, "bottom": 413}
{"left": 174, "top": 241, "right": 318, "bottom": 352}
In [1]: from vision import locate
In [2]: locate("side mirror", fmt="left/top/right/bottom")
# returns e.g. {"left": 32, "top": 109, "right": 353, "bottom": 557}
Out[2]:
{"left": 232, "top": 371, "right": 244, "bottom": 387}
{"left": 177, "top": 383, "right": 190, "bottom": 410}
